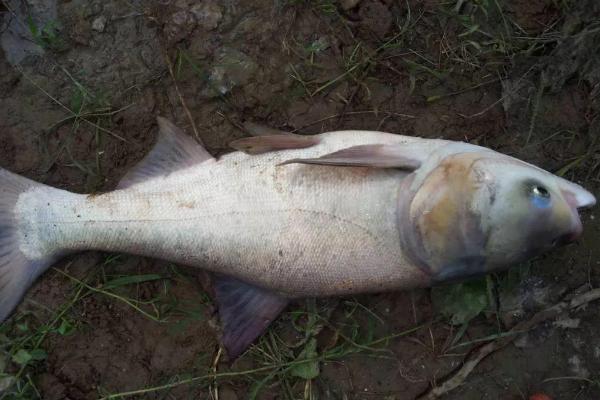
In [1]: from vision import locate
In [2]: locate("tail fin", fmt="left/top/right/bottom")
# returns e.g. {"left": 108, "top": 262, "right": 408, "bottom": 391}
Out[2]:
{"left": 0, "top": 168, "right": 54, "bottom": 322}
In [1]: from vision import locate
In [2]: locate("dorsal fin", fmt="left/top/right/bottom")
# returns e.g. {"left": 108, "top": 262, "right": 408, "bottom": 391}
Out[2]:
{"left": 230, "top": 134, "right": 320, "bottom": 155}
{"left": 280, "top": 144, "right": 422, "bottom": 169}
{"left": 214, "top": 276, "right": 289, "bottom": 360}
{"left": 117, "top": 117, "right": 214, "bottom": 189}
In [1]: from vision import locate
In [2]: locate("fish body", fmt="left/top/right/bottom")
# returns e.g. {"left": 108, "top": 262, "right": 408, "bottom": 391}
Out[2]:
{"left": 17, "top": 130, "right": 434, "bottom": 296}
{"left": 0, "top": 118, "right": 595, "bottom": 357}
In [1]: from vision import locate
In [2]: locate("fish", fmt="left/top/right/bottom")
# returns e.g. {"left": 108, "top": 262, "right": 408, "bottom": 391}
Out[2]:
{"left": 0, "top": 117, "right": 595, "bottom": 358}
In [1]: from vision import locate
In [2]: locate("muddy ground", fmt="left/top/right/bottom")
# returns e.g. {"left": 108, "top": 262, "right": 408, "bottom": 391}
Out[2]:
{"left": 1, "top": 0, "right": 600, "bottom": 399}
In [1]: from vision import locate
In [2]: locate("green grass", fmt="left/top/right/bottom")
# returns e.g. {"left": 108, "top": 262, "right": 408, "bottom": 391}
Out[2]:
{"left": 100, "top": 298, "right": 426, "bottom": 399}
{"left": 15, "top": 65, "right": 133, "bottom": 192}
{"left": 26, "top": 17, "right": 64, "bottom": 51}
{"left": 3, "top": 274, "right": 429, "bottom": 400}
{"left": 2, "top": 280, "right": 463, "bottom": 399}
{"left": 0, "top": 255, "right": 204, "bottom": 399}
{"left": 282, "top": 0, "right": 574, "bottom": 116}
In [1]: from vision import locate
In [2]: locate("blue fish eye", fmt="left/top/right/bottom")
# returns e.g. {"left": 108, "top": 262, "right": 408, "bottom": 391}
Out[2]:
{"left": 531, "top": 185, "right": 551, "bottom": 208}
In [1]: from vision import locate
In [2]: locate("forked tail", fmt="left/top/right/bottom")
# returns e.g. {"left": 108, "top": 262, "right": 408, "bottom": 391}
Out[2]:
{"left": 0, "top": 168, "right": 56, "bottom": 322}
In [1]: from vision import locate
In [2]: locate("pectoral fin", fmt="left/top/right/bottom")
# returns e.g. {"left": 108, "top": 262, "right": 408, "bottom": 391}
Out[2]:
{"left": 280, "top": 144, "right": 422, "bottom": 169}
{"left": 230, "top": 134, "right": 321, "bottom": 155}
{"left": 214, "top": 276, "right": 289, "bottom": 360}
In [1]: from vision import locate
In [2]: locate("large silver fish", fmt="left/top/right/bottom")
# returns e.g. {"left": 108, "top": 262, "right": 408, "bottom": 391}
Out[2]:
{"left": 0, "top": 118, "right": 595, "bottom": 357}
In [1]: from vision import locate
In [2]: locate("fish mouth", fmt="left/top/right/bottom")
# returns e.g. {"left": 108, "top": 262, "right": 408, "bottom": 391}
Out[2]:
{"left": 556, "top": 187, "right": 596, "bottom": 245}
{"left": 552, "top": 223, "right": 582, "bottom": 246}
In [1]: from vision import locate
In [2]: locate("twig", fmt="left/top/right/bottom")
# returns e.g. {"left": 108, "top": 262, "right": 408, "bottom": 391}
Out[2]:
{"left": 526, "top": 72, "right": 545, "bottom": 145}
{"left": 335, "top": 66, "right": 371, "bottom": 128}
{"left": 209, "top": 346, "right": 222, "bottom": 400}
{"left": 458, "top": 62, "right": 539, "bottom": 119}
{"left": 543, "top": 376, "right": 597, "bottom": 384}
{"left": 418, "top": 288, "right": 600, "bottom": 399}
{"left": 100, "top": 322, "right": 425, "bottom": 399}
{"left": 162, "top": 49, "right": 205, "bottom": 146}
{"left": 426, "top": 79, "right": 500, "bottom": 103}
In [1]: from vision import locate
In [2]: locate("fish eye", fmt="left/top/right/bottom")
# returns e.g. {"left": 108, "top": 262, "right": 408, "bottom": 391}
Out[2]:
{"left": 531, "top": 185, "right": 550, "bottom": 198}
{"left": 530, "top": 184, "right": 551, "bottom": 208}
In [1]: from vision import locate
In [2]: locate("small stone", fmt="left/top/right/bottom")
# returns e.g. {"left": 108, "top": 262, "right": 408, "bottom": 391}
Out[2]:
{"left": 91, "top": 3, "right": 103, "bottom": 15}
{"left": 568, "top": 355, "right": 590, "bottom": 378}
{"left": 37, "top": 373, "right": 66, "bottom": 400}
{"left": 358, "top": 1, "right": 392, "bottom": 38}
{"left": 219, "top": 385, "right": 238, "bottom": 400}
{"left": 70, "top": 17, "right": 92, "bottom": 45}
{"left": 341, "top": 0, "right": 361, "bottom": 10}
{"left": 191, "top": 2, "right": 223, "bottom": 31}
{"left": 309, "top": 36, "right": 330, "bottom": 53}
{"left": 514, "top": 333, "right": 531, "bottom": 348}
{"left": 188, "top": 35, "right": 220, "bottom": 59}
{"left": 92, "top": 16, "right": 107, "bottom": 32}
{"left": 0, "top": 376, "right": 15, "bottom": 392}
{"left": 553, "top": 316, "right": 580, "bottom": 329}
{"left": 164, "top": 10, "right": 196, "bottom": 43}
{"left": 203, "top": 48, "right": 257, "bottom": 97}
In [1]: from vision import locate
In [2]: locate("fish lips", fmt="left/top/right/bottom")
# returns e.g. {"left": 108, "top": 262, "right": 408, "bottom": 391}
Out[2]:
{"left": 554, "top": 187, "right": 596, "bottom": 245}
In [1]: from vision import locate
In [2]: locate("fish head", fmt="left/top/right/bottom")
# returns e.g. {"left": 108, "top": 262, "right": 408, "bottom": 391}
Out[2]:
{"left": 399, "top": 146, "right": 596, "bottom": 283}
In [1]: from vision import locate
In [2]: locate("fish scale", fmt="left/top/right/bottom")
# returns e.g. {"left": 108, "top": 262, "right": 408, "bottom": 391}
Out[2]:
{"left": 16, "top": 132, "right": 426, "bottom": 296}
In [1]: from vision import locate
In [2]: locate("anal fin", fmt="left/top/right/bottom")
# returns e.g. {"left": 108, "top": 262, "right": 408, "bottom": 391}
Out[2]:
{"left": 214, "top": 276, "right": 289, "bottom": 360}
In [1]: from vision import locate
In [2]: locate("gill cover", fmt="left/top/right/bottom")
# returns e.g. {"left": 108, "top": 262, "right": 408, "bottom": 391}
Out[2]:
{"left": 399, "top": 151, "right": 493, "bottom": 282}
